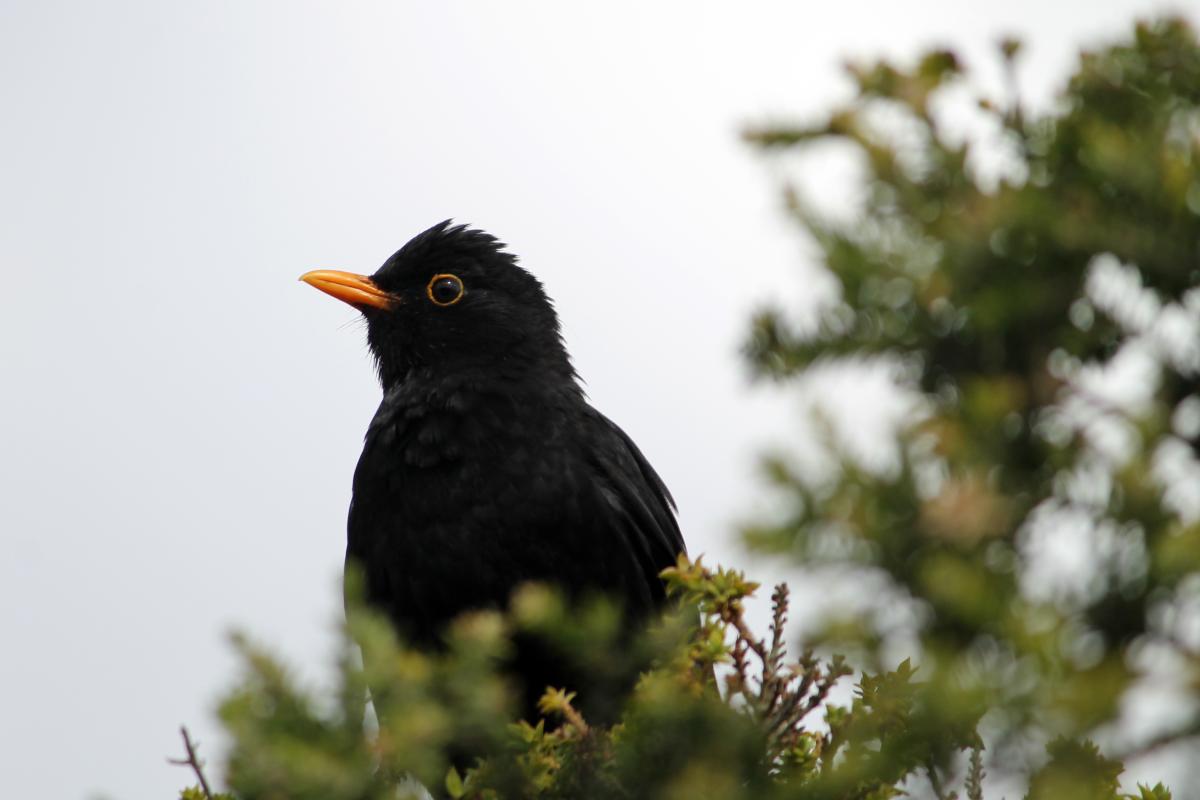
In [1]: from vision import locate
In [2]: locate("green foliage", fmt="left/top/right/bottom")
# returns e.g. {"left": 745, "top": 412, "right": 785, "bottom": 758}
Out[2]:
{"left": 197, "top": 559, "right": 982, "bottom": 799}
{"left": 742, "top": 12, "right": 1200, "bottom": 796}
{"left": 1026, "top": 739, "right": 1123, "bottom": 800}
{"left": 179, "top": 788, "right": 235, "bottom": 800}
{"left": 174, "top": 16, "right": 1200, "bottom": 800}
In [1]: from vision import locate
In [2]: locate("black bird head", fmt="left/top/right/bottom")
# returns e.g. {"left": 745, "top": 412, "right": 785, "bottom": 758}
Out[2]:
{"left": 301, "top": 221, "right": 574, "bottom": 387}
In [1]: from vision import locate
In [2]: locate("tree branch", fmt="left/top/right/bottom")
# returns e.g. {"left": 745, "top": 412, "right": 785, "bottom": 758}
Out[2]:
{"left": 168, "top": 726, "right": 215, "bottom": 800}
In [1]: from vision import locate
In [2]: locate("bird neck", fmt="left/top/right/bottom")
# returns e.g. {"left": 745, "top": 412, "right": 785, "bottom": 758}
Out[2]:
{"left": 378, "top": 339, "right": 579, "bottom": 396}
{"left": 368, "top": 359, "right": 584, "bottom": 460}
{"left": 381, "top": 355, "right": 582, "bottom": 402}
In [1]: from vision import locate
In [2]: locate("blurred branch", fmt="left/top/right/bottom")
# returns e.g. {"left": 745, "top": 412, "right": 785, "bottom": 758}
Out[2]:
{"left": 168, "top": 726, "right": 215, "bottom": 800}
{"left": 927, "top": 760, "right": 951, "bottom": 800}
{"left": 965, "top": 746, "right": 985, "bottom": 800}
{"left": 1114, "top": 720, "right": 1200, "bottom": 764}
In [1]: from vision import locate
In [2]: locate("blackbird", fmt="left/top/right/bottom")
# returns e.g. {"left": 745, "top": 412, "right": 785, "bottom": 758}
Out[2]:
{"left": 300, "top": 221, "right": 686, "bottom": 722}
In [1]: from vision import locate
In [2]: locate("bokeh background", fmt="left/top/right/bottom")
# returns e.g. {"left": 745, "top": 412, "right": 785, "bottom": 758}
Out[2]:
{"left": 0, "top": 2, "right": 1188, "bottom": 797}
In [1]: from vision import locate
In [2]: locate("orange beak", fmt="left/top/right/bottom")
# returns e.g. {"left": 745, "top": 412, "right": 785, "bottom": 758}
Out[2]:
{"left": 299, "top": 270, "right": 395, "bottom": 311}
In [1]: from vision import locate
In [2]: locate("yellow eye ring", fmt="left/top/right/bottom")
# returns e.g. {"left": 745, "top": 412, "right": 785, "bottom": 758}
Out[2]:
{"left": 426, "top": 273, "right": 465, "bottom": 306}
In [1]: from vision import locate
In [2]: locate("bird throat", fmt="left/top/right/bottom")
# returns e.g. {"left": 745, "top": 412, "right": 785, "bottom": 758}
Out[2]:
{"left": 366, "top": 364, "right": 581, "bottom": 471}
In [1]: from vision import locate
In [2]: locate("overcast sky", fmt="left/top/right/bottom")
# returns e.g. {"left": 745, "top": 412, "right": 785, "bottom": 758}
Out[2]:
{"left": 0, "top": 2, "right": 1191, "bottom": 797}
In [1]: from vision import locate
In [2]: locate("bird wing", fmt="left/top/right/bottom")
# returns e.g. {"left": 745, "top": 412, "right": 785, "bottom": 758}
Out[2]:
{"left": 580, "top": 406, "right": 686, "bottom": 611}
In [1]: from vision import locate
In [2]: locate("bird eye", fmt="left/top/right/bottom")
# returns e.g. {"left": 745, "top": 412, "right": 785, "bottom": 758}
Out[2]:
{"left": 426, "top": 273, "right": 465, "bottom": 306}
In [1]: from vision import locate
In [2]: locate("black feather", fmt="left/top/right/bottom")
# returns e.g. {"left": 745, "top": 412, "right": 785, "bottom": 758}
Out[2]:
{"left": 326, "top": 223, "right": 686, "bottom": 727}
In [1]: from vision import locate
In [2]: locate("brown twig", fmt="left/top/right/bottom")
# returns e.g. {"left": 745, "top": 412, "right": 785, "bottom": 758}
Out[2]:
{"left": 798, "top": 659, "right": 844, "bottom": 724}
{"left": 728, "top": 637, "right": 754, "bottom": 699}
{"left": 728, "top": 611, "right": 769, "bottom": 664}
{"left": 762, "top": 586, "right": 791, "bottom": 714}
{"left": 965, "top": 745, "right": 985, "bottom": 800}
{"left": 168, "top": 726, "right": 215, "bottom": 800}
{"left": 767, "top": 585, "right": 789, "bottom": 671}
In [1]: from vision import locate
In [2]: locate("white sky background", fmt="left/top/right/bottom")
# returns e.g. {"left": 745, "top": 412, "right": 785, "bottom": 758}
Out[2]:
{"left": 0, "top": 1, "right": 1193, "bottom": 797}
